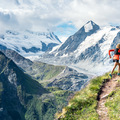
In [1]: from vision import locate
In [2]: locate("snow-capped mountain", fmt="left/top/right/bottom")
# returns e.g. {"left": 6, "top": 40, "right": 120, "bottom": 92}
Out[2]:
{"left": 57, "top": 20, "right": 100, "bottom": 54}
{"left": 0, "top": 29, "right": 61, "bottom": 57}
{"left": 40, "top": 21, "right": 120, "bottom": 75}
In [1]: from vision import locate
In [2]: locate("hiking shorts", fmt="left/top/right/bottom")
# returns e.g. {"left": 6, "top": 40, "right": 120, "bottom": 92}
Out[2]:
{"left": 113, "top": 59, "right": 119, "bottom": 63}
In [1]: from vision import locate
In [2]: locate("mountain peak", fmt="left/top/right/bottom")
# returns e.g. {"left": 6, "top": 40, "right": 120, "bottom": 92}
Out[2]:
{"left": 84, "top": 20, "right": 100, "bottom": 33}
{"left": 86, "top": 20, "right": 94, "bottom": 24}
{"left": 86, "top": 20, "right": 97, "bottom": 26}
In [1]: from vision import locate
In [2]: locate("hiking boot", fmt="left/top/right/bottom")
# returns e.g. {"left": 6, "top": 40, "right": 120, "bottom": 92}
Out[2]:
{"left": 117, "top": 73, "right": 120, "bottom": 76}
{"left": 109, "top": 74, "right": 112, "bottom": 78}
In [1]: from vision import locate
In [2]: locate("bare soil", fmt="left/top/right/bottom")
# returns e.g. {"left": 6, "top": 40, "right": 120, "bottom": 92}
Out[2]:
{"left": 96, "top": 75, "right": 120, "bottom": 120}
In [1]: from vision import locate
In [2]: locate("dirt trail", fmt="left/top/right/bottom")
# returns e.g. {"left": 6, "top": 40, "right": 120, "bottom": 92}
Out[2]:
{"left": 96, "top": 75, "right": 120, "bottom": 120}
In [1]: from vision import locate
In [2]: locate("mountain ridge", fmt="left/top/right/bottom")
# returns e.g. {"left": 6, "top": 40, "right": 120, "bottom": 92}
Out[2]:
{"left": 0, "top": 49, "right": 90, "bottom": 91}
{"left": 0, "top": 51, "right": 74, "bottom": 120}
{"left": 0, "top": 51, "right": 48, "bottom": 120}
{"left": 0, "top": 29, "right": 61, "bottom": 57}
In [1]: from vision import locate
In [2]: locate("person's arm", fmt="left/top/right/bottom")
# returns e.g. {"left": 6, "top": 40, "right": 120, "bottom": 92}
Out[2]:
{"left": 118, "top": 49, "right": 120, "bottom": 53}
{"left": 108, "top": 49, "right": 114, "bottom": 58}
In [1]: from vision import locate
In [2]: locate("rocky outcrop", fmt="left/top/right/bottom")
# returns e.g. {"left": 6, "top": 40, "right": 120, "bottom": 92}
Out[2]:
{"left": 46, "top": 67, "right": 88, "bottom": 91}
{"left": 0, "top": 49, "right": 33, "bottom": 71}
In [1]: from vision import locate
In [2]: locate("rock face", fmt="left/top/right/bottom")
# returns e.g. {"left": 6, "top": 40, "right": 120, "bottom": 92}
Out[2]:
{"left": 0, "top": 49, "right": 33, "bottom": 71}
{"left": 46, "top": 67, "right": 89, "bottom": 91}
{"left": 57, "top": 20, "right": 100, "bottom": 54}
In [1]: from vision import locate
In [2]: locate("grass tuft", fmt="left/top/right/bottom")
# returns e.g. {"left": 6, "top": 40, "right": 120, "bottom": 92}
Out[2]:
{"left": 105, "top": 84, "right": 120, "bottom": 120}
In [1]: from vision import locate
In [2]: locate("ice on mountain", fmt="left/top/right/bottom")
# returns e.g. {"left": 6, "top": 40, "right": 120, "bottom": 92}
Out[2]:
{"left": 0, "top": 34, "right": 5, "bottom": 40}
{"left": 0, "top": 29, "right": 61, "bottom": 57}
{"left": 84, "top": 21, "right": 93, "bottom": 32}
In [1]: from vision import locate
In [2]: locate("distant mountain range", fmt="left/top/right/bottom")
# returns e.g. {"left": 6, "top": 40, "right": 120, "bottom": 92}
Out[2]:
{"left": 40, "top": 20, "right": 120, "bottom": 75}
{"left": 0, "top": 30, "right": 61, "bottom": 57}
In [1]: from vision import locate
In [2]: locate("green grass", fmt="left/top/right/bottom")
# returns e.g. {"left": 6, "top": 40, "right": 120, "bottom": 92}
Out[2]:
{"left": 25, "top": 87, "right": 73, "bottom": 120}
{"left": 48, "top": 87, "right": 74, "bottom": 111}
{"left": 105, "top": 81, "right": 120, "bottom": 120}
{"left": 57, "top": 72, "right": 110, "bottom": 120}
{"left": 22, "top": 74, "right": 48, "bottom": 95}
{"left": 7, "top": 60, "right": 48, "bottom": 95}
{"left": 30, "top": 62, "right": 65, "bottom": 81}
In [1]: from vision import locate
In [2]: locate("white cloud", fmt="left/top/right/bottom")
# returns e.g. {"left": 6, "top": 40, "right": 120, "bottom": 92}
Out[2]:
{"left": 64, "top": 0, "right": 120, "bottom": 28}
{"left": 0, "top": 0, "right": 120, "bottom": 37}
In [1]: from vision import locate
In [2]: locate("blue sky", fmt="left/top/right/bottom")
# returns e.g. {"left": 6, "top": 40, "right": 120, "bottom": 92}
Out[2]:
{"left": 0, "top": 0, "right": 120, "bottom": 42}
{"left": 54, "top": 22, "right": 78, "bottom": 42}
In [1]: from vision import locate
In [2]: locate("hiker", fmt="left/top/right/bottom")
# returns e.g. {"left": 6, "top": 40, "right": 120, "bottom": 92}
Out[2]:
{"left": 109, "top": 43, "right": 120, "bottom": 78}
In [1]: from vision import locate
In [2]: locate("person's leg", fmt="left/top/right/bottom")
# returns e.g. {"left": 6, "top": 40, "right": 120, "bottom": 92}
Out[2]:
{"left": 111, "top": 62, "right": 118, "bottom": 74}
{"left": 118, "top": 63, "right": 120, "bottom": 73}
{"left": 117, "top": 63, "right": 120, "bottom": 75}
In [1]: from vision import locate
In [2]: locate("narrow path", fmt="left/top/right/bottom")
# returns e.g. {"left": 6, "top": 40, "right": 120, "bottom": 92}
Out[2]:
{"left": 96, "top": 75, "right": 120, "bottom": 120}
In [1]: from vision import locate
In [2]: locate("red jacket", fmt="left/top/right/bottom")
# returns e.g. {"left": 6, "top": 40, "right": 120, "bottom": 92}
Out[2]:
{"left": 109, "top": 49, "right": 120, "bottom": 60}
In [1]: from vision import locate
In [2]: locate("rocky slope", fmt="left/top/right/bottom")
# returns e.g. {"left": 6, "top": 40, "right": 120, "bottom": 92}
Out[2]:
{"left": 54, "top": 20, "right": 100, "bottom": 55}
{"left": 0, "top": 49, "right": 90, "bottom": 91}
{"left": 46, "top": 66, "right": 89, "bottom": 91}
{"left": 0, "top": 49, "right": 33, "bottom": 71}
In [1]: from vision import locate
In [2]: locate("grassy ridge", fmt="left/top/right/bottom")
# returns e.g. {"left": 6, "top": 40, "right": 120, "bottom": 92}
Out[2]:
{"left": 30, "top": 62, "right": 65, "bottom": 81}
{"left": 57, "top": 73, "right": 110, "bottom": 120}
